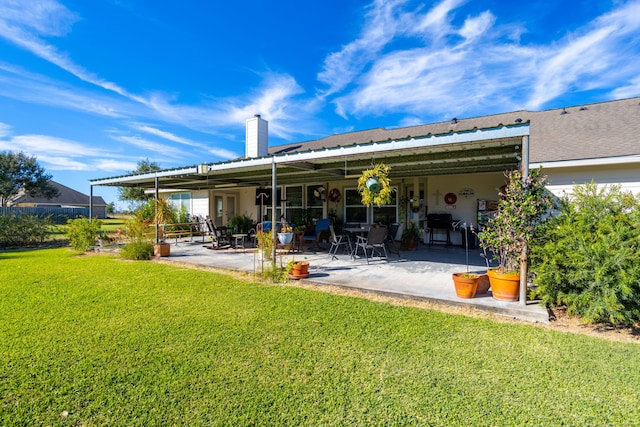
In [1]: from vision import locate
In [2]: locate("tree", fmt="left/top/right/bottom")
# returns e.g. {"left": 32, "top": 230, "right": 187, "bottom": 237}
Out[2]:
{"left": 117, "top": 159, "right": 161, "bottom": 204}
{"left": 0, "top": 151, "right": 58, "bottom": 207}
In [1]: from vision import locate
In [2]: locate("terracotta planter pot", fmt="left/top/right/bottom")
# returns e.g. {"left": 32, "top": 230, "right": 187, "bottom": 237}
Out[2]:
{"left": 154, "top": 243, "right": 170, "bottom": 257}
{"left": 289, "top": 261, "right": 310, "bottom": 279}
{"left": 487, "top": 269, "right": 520, "bottom": 301}
{"left": 476, "top": 273, "right": 490, "bottom": 294}
{"left": 452, "top": 273, "right": 479, "bottom": 298}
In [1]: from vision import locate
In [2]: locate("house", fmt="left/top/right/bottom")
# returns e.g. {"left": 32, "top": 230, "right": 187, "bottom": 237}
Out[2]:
{"left": 90, "top": 97, "right": 640, "bottom": 244}
{"left": 13, "top": 181, "right": 108, "bottom": 219}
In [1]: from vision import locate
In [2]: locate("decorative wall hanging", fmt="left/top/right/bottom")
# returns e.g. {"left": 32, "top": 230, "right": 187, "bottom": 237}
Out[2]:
{"left": 328, "top": 188, "right": 342, "bottom": 203}
{"left": 444, "top": 192, "right": 457, "bottom": 205}
{"left": 458, "top": 188, "right": 475, "bottom": 198}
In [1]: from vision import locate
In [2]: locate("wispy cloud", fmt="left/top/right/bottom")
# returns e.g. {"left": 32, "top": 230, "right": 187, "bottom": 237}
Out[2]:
{"left": 0, "top": 132, "right": 129, "bottom": 171}
{"left": 323, "top": 0, "right": 640, "bottom": 120}
{"left": 0, "top": 122, "right": 11, "bottom": 138}
{"left": 110, "top": 135, "right": 186, "bottom": 159}
{"left": 527, "top": 1, "right": 640, "bottom": 108}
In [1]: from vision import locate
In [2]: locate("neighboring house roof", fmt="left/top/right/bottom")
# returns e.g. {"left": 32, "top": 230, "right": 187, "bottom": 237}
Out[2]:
{"left": 272, "top": 97, "right": 640, "bottom": 164}
{"left": 12, "top": 181, "right": 106, "bottom": 207}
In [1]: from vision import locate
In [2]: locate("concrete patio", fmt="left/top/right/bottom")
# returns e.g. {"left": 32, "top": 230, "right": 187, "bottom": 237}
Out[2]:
{"left": 157, "top": 238, "right": 550, "bottom": 324}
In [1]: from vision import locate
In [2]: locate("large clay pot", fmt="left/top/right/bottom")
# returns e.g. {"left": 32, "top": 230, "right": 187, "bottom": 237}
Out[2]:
{"left": 487, "top": 269, "right": 520, "bottom": 301}
{"left": 452, "top": 273, "right": 479, "bottom": 298}
{"left": 476, "top": 273, "right": 490, "bottom": 294}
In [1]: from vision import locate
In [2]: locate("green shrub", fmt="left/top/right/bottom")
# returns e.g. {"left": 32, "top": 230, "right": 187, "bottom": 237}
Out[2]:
{"left": 120, "top": 240, "right": 154, "bottom": 260}
{"left": 530, "top": 182, "right": 640, "bottom": 325}
{"left": 66, "top": 217, "right": 103, "bottom": 252}
{"left": 0, "top": 214, "right": 52, "bottom": 247}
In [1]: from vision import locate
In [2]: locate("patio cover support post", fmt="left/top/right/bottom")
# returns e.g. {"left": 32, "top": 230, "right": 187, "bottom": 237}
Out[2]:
{"left": 89, "top": 185, "right": 93, "bottom": 220}
{"left": 155, "top": 175, "right": 159, "bottom": 244}
{"left": 271, "top": 158, "right": 277, "bottom": 263}
{"left": 519, "top": 135, "right": 530, "bottom": 305}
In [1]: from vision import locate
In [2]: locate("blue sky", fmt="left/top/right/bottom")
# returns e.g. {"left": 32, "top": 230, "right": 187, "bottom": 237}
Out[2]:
{"left": 1, "top": 0, "right": 640, "bottom": 208}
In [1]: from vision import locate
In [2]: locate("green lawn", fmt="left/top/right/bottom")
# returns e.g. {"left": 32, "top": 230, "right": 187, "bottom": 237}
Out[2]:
{"left": 1, "top": 248, "right": 639, "bottom": 426}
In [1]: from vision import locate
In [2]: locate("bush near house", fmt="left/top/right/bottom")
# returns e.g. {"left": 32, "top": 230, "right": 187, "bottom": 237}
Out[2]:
{"left": 0, "top": 214, "right": 52, "bottom": 248}
{"left": 530, "top": 182, "right": 640, "bottom": 325}
{"left": 66, "top": 217, "right": 104, "bottom": 252}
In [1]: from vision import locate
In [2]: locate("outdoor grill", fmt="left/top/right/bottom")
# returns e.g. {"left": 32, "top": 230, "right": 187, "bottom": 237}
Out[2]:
{"left": 427, "top": 213, "right": 453, "bottom": 245}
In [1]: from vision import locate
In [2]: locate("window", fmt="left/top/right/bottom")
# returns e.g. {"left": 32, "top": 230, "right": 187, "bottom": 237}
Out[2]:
{"left": 306, "top": 184, "right": 325, "bottom": 220}
{"left": 169, "top": 192, "right": 191, "bottom": 215}
{"left": 344, "top": 187, "right": 398, "bottom": 225}
{"left": 284, "top": 186, "right": 303, "bottom": 223}
{"left": 372, "top": 190, "right": 397, "bottom": 225}
{"left": 344, "top": 188, "right": 367, "bottom": 224}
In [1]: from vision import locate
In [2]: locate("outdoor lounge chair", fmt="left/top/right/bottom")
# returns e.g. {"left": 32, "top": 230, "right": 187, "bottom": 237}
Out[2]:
{"left": 303, "top": 218, "right": 331, "bottom": 250}
{"left": 353, "top": 226, "right": 389, "bottom": 263}
{"left": 204, "top": 217, "right": 231, "bottom": 249}
{"left": 328, "top": 224, "right": 352, "bottom": 260}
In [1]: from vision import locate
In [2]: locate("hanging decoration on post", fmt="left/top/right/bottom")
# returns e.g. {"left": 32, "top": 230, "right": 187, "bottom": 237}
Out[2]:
{"left": 313, "top": 186, "right": 326, "bottom": 201}
{"left": 357, "top": 163, "right": 392, "bottom": 207}
{"left": 328, "top": 188, "right": 342, "bottom": 203}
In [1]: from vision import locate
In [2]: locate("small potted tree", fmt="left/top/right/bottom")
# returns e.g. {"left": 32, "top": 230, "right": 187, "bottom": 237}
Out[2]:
{"left": 479, "top": 168, "right": 554, "bottom": 301}
{"left": 153, "top": 197, "right": 177, "bottom": 257}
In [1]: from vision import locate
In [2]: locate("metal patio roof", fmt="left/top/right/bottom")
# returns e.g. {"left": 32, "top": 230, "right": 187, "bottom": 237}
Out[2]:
{"left": 90, "top": 123, "right": 530, "bottom": 191}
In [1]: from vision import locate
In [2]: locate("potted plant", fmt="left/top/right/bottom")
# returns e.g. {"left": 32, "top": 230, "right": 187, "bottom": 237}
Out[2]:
{"left": 452, "top": 273, "right": 480, "bottom": 298}
{"left": 400, "top": 221, "right": 420, "bottom": 250}
{"left": 153, "top": 197, "right": 177, "bottom": 257}
{"left": 289, "top": 260, "right": 310, "bottom": 279}
{"left": 479, "top": 168, "right": 554, "bottom": 301}
{"left": 277, "top": 222, "right": 293, "bottom": 245}
{"left": 357, "top": 163, "right": 393, "bottom": 207}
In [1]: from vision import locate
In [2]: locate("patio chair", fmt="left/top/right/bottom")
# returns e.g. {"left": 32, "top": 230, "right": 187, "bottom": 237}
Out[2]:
{"left": 303, "top": 218, "right": 331, "bottom": 250}
{"left": 353, "top": 226, "right": 389, "bottom": 263}
{"left": 328, "top": 224, "right": 352, "bottom": 260}
{"left": 204, "top": 217, "right": 231, "bottom": 249}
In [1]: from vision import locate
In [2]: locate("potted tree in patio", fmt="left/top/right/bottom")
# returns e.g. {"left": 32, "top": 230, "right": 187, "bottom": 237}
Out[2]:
{"left": 479, "top": 168, "right": 554, "bottom": 301}
{"left": 153, "top": 197, "right": 177, "bottom": 257}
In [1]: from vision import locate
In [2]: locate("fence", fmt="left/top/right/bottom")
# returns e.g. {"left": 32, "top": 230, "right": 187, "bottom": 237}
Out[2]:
{"left": 0, "top": 207, "right": 90, "bottom": 224}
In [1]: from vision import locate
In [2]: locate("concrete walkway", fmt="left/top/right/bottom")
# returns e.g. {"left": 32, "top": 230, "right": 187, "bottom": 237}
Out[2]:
{"left": 160, "top": 239, "right": 550, "bottom": 324}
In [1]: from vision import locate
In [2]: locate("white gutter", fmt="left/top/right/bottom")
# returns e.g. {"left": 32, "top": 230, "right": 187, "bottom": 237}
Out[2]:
{"left": 532, "top": 155, "right": 640, "bottom": 169}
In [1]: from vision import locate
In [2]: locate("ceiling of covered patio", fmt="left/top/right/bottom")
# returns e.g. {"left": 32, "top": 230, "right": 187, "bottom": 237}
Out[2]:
{"left": 90, "top": 124, "right": 528, "bottom": 191}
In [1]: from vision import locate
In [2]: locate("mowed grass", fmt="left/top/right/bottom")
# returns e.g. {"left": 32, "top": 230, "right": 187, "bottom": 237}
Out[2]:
{"left": 1, "top": 249, "right": 639, "bottom": 426}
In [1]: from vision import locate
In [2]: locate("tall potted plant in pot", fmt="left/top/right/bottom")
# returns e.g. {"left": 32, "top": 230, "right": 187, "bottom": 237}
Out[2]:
{"left": 153, "top": 197, "right": 177, "bottom": 257}
{"left": 479, "top": 168, "right": 554, "bottom": 301}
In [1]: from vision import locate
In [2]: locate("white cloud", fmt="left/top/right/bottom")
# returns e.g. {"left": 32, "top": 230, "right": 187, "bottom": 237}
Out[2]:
{"left": 0, "top": 122, "right": 11, "bottom": 138}
{"left": 6, "top": 134, "right": 110, "bottom": 157}
{"left": 526, "top": 1, "right": 640, "bottom": 109}
{"left": 208, "top": 148, "right": 238, "bottom": 160}
{"left": 135, "top": 125, "right": 196, "bottom": 146}
{"left": 111, "top": 135, "right": 186, "bottom": 158}
{"left": 319, "top": 0, "right": 640, "bottom": 121}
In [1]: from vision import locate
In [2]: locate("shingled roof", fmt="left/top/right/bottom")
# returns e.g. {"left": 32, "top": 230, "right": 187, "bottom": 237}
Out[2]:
{"left": 13, "top": 181, "right": 106, "bottom": 207}
{"left": 271, "top": 97, "right": 640, "bottom": 164}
